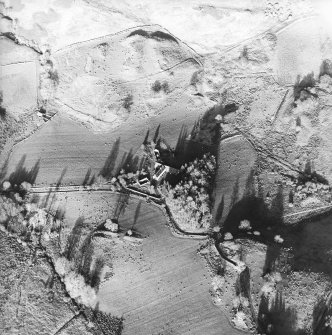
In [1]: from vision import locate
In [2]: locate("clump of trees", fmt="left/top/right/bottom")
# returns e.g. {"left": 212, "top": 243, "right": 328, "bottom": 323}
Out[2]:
{"left": 164, "top": 153, "right": 216, "bottom": 231}
{"left": 122, "top": 94, "right": 133, "bottom": 111}
{"left": 151, "top": 80, "right": 170, "bottom": 94}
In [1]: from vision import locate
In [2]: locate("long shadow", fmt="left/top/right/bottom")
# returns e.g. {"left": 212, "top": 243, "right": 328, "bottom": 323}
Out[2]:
{"left": 0, "top": 91, "right": 6, "bottom": 120}
{"left": 257, "top": 291, "right": 303, "bottom": 335}
{"left": 83, "top": 304, "right": 123, "bottom": 334}
{"left": 99, "top": 138, "right": 120, "bottom": 179}
{"left": 293, "top": 72, "right": 317, "bottom": 102}
{"left": 299, "top": 160, "right": 329, "bottom": 185}
{"left": 0, "top": 156, "right": 9, "bottom": 184}
{"left": 221, "top": 171, "right": 286, "bottom": 277}
{"left": 153, "top": 124, "right": 161, "bottom": 143}
{"left": 82, "top": 168, "right": 95, "bottom": 186}
{"left": 132, "top": 201, "right": 142, "bottom": 230}
{"left": 64, "top": 216, "right": 85, "bottom": 261}
{"left": 8, "top": 155, "right": 40, "bottom": 187}
{"left": 43, "top": 167, "right": 67, "bottom": 210}
{"left": 215, "top": 195, "right": 225, "bottom": 225}
{"left": 114, "top": 190, "right": 130, "bottom": 221}
{"left": 312, "top": 295, "right": 332, "bottom": 335}
{"left": 66, "top": 225, "right": 105, "bottom": 290}
{"left": 118, "top": 149, "right": 142, "bottom": 174}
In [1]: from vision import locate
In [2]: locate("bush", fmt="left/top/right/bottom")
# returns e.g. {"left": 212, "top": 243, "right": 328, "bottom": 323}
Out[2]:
{"left": 164, "top": 153, "right": 216, "bottom": 231}
{"left": 161, "top": 81, "right": 170, "bottom": 94}
{"left": 151, "top": 80, "right": 162, "bottom": 92}
{"left": 122, "top": 94, "right": 133, "bottom": 111}
{"left": 151, "top": 80, "right": 170, "bottom": 94}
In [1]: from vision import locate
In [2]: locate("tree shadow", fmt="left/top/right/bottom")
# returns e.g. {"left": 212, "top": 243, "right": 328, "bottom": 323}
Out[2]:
{"left": 132, "top": 200, "right": 142, "bottom": 230}
{"left": 143, "top": 129, "right": 150, "bottom": 145}
{"left": 43, "top": 167, "right": 67, "bottom": 210}
{"left": 222, "top": 171, "right": 286, "bottom": 276}
{"left": 76, "top": 233, "right": 105, "bottom": 290}
{"left": 215, "top": 195, "right": 225, "bottom": 225}
{"left": 153, "top": 124, "right": 161, "bottom": 143}
{"left": 99, "top": 138, "right": 120, "bottom": 179}
{"left": 293, "top": 72, "right": 317, "bottom": 102}
{"left": 8, "top": 155, "right": 40, "bottom": 187}
{"left": 114, "top": 190, "right": 130, "bottom": 221}
{"left": 64, "top": 216, "right": 85, "bottom": 261}
{"left": 312, "top": 295, "right": 332, "bottom": 335}
{"left": 118, "top": 148, "right": 143, "bottom": 174}
{"left": 82, "top": 168, "right": 95, "bottom": 186}
{"left": 299, "top": 160, "right": 329, "bottom": 185}
{"left": 0, "top": 156, "right": 9, "bottom": 184}
{"left": 0, "top": 91, "right": 6, "bottom": 120}
{"left": 258, "top": 291, "right": 303, "bottom": 335}
{"left": 89, "top": 256, "right": 105, "bottom": 289}
{"left": 175, "top": 125, "right": 188, "bottom": 156}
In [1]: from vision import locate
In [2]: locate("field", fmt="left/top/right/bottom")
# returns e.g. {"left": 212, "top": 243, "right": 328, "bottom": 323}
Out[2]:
{"left": 34, "top": 189, "right": 242, "bottom": 334}
{"left": 213, "top": 134, "right": 257, "bottom": 225}
{"left": 1, "top": 0, "right": 332, "bottom": 334}
{"left": 0, "top": 231, "right": 91, "bottom": 335}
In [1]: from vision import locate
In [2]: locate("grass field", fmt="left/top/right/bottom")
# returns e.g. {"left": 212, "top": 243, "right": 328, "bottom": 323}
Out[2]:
{"left": 213, "top": 134, "right": 257, "bottom": 225}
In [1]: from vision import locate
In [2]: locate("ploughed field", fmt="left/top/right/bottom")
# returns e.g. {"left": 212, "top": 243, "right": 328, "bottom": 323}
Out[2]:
{"left": 36, "top": 190, "right": 243, "bottom": 335}
{"left": 4, "top": 109, "right": 202, "bottom": 186}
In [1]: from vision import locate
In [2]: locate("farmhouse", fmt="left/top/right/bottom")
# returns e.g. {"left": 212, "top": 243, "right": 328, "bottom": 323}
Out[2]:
{"left": 153, "top": 162, "right": 179, "bottom": 182}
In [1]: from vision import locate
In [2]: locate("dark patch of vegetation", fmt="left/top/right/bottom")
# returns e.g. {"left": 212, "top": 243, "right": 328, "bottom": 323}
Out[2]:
{"left": 64, "top": 218, "right": 105, "bottom": 290}
{"left": 122, "top": 94, "right": 133, "bottom": 111}
{"left": 77, "top": 235, "right": 105, "bottom": 289}
{"left": 114, "top": 190, "right": 130, "bottom": 220}
{"left": 64, "top": 216, "right": 85, "bottom": 261}
{"left": 258, "top": 291, "right": 303, "bottom": 335}
{"left": 164, "top": 153, "right": 216, "bottom": 230}
{"left": 49, "top": 69, "right": 59, "bottom": 86}
{"left": 151, "top": 80, "right": 170, "bottom": 94}
{"left": 132, "top": 201, "right": 142, "bottom": 230}
{"left": 312, "top": 295, "right": 332, "bottom": 335}
{"left": 128, "top": 29, "right": 149, "bottom": 38}
{"left": 7, "top": 155, "right": 40, "bottom": 196}
{"left": 293, "top": 72, "right": 316, "bottom": 102}
{"left": 89, "top": 256, "right": 105, "bottom": 288}
{"left": 298, "top": 160, "right": 329, "bottom": 185}
{"left": 190, "top": 104, "right": 237, "bottom": 145}
{"left": 151, "top": 31, "right": 178, "bottom": 44}
{"left": 161, "top": 81, "right": 170, "bottom": 93}
{"left": 190, "top": 70, "right": 201, "bottom": 86}
{"left": 99, "top": 138, "right": 121, "bottom": 179}
{"left": 128, "top": 29, "right": 178, "bottom": 44}
{"left": 82, "top": 167, "right": 95, "bottom": 186}
{"left": 97, "top": 42, "right": 109, "bottom": 57}
{"left": 84, "top": 305, "right": 124, "bottom": 335}
{"left": 319, "top": 59, "right": 332, "bottom": 78}
{"left": 151, "top": 80, "right": 162, "bottom": 92}
{"left": 0, "top": 90, "right": 6, "bottom": 119}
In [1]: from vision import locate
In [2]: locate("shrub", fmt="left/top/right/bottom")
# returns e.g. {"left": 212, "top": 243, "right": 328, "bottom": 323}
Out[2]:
{"left": 122, "top": 94, "right": 133, "bottom": 111}
{"left": 49, "top": 69, "right": 59, "bottom": 85}
{"left": 161, "top": 81, "right": 170, "bottom": 94}
{"left": 151, "top": 80, "right": 170, "bottom": 94}
{"left": 151, "top": 80, "right": 162, "bottom": 92}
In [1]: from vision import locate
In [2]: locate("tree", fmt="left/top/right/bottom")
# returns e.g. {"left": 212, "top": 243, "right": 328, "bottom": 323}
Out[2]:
{"left": 164, "top": 153, "right": 216, "bottom": 231}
